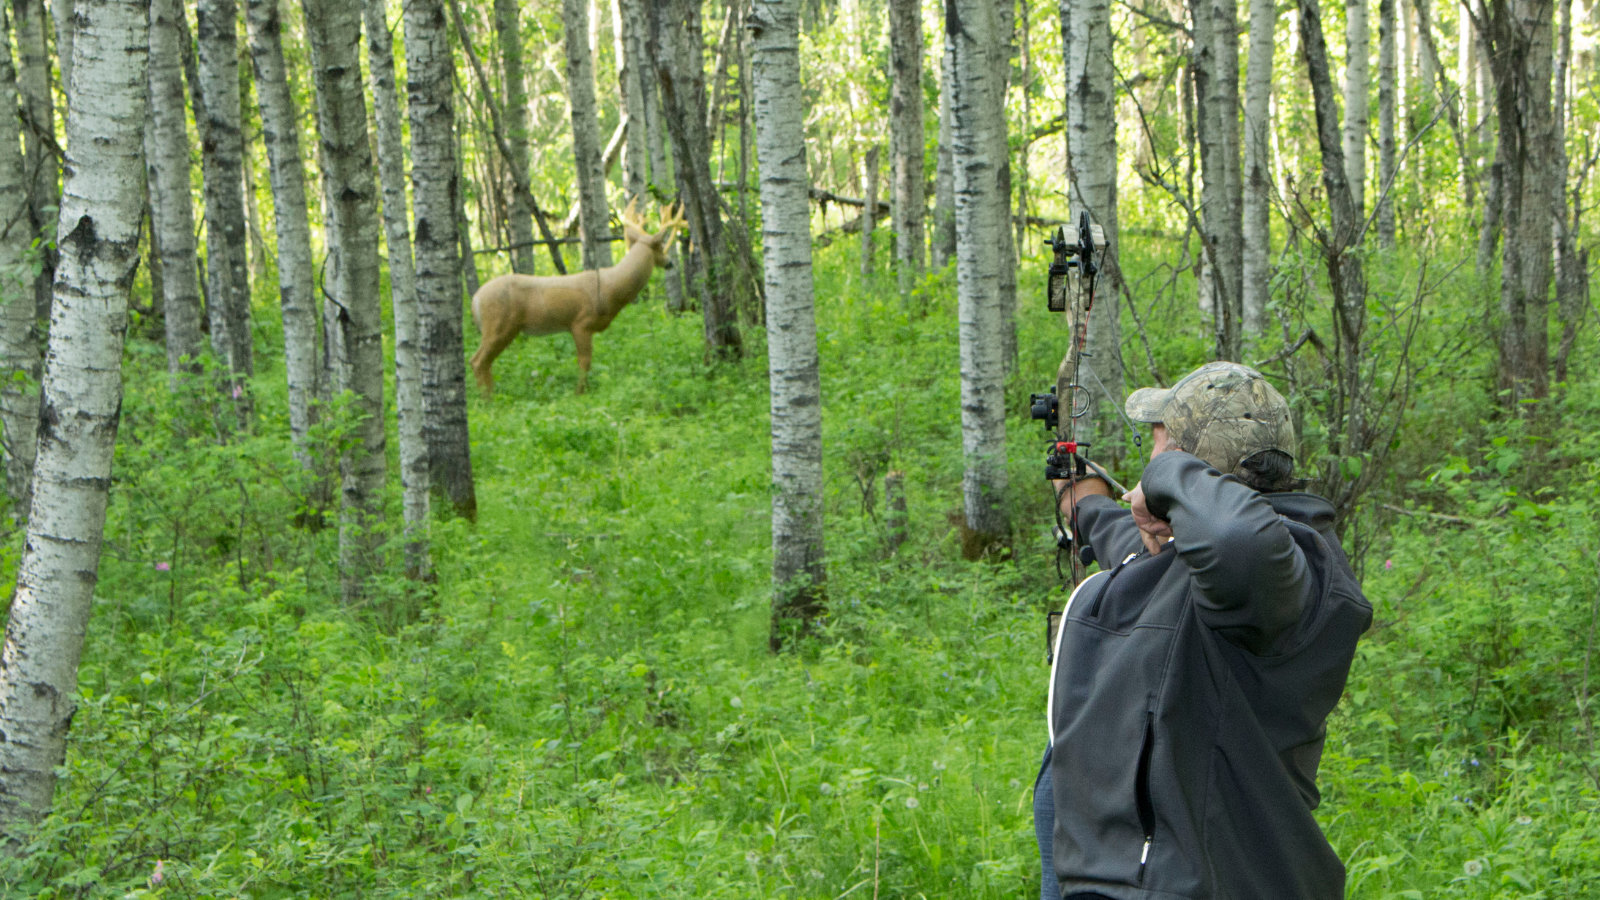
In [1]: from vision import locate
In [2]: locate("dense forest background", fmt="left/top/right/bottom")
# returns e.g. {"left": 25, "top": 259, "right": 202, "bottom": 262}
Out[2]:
{"left": 0, "top": 0, "right": 1595, "bottom": 895}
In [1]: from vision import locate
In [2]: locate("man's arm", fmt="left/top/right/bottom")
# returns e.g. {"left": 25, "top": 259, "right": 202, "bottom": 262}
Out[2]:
{"left": 1054, "top": 476, "right": 1144, "bottom": 566}
{"left": 1140, "top": 452, "right": 1320, "bottom": 653}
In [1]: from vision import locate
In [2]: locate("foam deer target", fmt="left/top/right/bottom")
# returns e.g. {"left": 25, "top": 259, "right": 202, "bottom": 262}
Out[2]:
{"left": 469, "top": 198, "right": 687, "bottom": 395}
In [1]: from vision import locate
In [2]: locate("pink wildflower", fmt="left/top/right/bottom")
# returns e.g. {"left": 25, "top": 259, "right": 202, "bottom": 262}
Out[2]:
{"left": 149, "top": 858, "right": 166, "bottom": 887}
{"left": 231, "top": 384, "right": 242, "bottom": 400}
{"left": 1384, "top": 559, "right": 1393, "bottom": 570}
{"left": 155, "top": 561, "right": 171, "bottom": 572}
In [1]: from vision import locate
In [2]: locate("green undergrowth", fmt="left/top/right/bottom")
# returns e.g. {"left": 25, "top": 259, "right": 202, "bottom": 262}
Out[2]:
{"left": 2, "top": 236, "right": 1598, "bottom": 898}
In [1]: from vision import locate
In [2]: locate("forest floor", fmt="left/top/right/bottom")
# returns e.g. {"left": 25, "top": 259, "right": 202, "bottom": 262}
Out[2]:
{"left": 4, "top": 236, "right": 1598, "bottom": 898}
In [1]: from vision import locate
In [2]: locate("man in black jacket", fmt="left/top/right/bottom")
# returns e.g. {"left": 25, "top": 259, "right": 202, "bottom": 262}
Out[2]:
{"left": 1033, "top": 361, "right": 1371, "bottom": 900}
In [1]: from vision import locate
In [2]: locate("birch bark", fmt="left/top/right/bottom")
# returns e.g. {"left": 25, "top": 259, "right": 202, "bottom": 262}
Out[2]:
{"left": 1342, "top": 0, "right": 1369, "bottom": 219}
{"left": 12, "top": 0, "right": 56, "bottom": 324}
{"left": 145, "top": 0, "right": 203, "bottom": 377}
{"left": 948, "top": 0, "right": 1008, "bottom": 548}
{"left": 302, "top": 0, "right": 390, "bottom": 600}
{"left": 246, "top": 0, "right": 321, "bottom": 477}
{"left": 408, "top": 0, "right": 478, "bottom": 520}
{"left": 613, "top": 0, "right": 648, "bottom": 202}
{"left": 49, "top": 0, "right": 71, "bottom": 90}
{"left": 365, "top": 0, "right": 431, "bottom": 577}
{"left": 932, "top": 38, "right": 956, "bottom": 269}
{"left": 1376, "top": 0, "right": 1397, "bottom": 246}
{"left": 750, "top": 0, "right": 826, "bottom": 649}
{"left": 1242, "top": 0, "right": 1274, "bottom": 337}
{"left": 1192, "top": 0, "right": 1243, "bottom": 360}
{"left": 0, "top": 0, "right": 145, "bottom": 829}
{"left": 1065, "top": 0, "right": 1126, "bottom": 455}
{"left": 0, "top": 5, "right": 38, "bottom": 517}
{"left": 197, "top": 0, "right": 255, "bottom": 406}
{"left": 496, "top": 0, "right": 536, "bottom": 274}
{"left": 888, "top": 0, "right": 925, "bottom": 297}
{"left": 564, "top": 0, "right": 613, "bottom": 270}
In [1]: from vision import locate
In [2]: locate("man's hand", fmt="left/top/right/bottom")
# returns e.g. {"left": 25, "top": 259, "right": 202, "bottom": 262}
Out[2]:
{"left": 1053, "top": 473, "right": 1113, "bottom": 518}
{"left": 1124, "top": 481, "right": 1174, "bottom": 554}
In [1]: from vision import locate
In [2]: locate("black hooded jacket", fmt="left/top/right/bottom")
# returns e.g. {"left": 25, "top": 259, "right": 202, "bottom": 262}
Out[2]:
{"left": 1047, "top": 452, "right": 1371, "bottom": 899}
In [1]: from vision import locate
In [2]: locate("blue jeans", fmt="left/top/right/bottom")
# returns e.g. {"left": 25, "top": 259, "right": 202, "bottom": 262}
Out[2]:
{"left": 1034, "top": 744, "right": 1061, "bottom": 900}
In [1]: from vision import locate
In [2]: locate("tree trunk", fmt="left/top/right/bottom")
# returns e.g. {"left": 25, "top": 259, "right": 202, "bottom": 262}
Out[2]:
{"left": 196, "top": 0, "right": 255, "bottom": 421}
{"left": 1376, "top": 0, "right": 1397, "bottom": 246}
{"left": 993, "top": 0, "right": 1017, "bottom": 375}
{"left": 365, "top": 0, "right": 431, "bottom": 578}
{"left": 1242, "top": 0, "right": 1274, "bottom": 338}
{"left": 564, "top": 0, "right": 613, "bottom": 270}
{"left": 49, "top": 0, "right": 71, "bottom": 90}
{"left": 651, "top": 0, "right": 743, "bottom": 357}
{"left": 613, "top": 0, "right": 648, "bottom": 203}
{"left": 860, "top": 143, "right": 879, "bottom": 276}
{"left": 948, "top": 0, "right": 1009, "bottom": 550}
{"left": 246, "top": 0, "right": 322, "bottom": 483}
{"left": 1064, "top": 0, "right": 1126, "bottom": 462}
{"left": 12, "top": 0, "right": 57, "bottom": 326}
{"left": 145, "top": 0, "right": 203, "bottom": 377}
{"left": 932, "top": 37, "right": 957, "bottom": 269}
{"left": 1297, "top": 0, "right": 1371, "bottom": 514}
{"left": 1192, "top": 0, "right": 1243, "bottom": 360}
{"left": 409, "top": 0, "right": 478, "bottom": 521}
{"left": 0, "top": 5, "right": 38, "bottom": 518}
{"left": 302, "top": 0, "right": 390, "bottom": 601}
{"left": 618, "top": 0, "right": 686, "bottom": 310}
{"left": 1551, "top": 0, "right": 1585, "bottom": 384}
{"left": 495, "top": 0, "right": 535, "bottom": 275}
{"left": 888, "top": 0, "right": 925, "bottom": 298}
{"left": 0, "top": 0, "right": 145, "bottom": 830}
{"left": 1486, "top": 0, "right": 1554, "bottom": 404}
{"left": 1342, "top": 0, "right": 1369, "bottom": 220}
{"left": 750, "top": 0, "right": 826, "bottom": 650}
{"left": 454, "top": 120, "right": 482, "bottom": 298}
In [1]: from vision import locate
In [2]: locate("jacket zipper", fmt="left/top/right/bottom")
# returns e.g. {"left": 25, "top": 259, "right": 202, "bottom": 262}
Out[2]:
{"left": 1085, "top": 550, "right": 1143, "bottom": 618}
{"left": 1135, "top": 708, "right": 1156, "bottom": 883}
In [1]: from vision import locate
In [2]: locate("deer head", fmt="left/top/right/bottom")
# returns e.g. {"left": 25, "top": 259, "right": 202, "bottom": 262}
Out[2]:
{"left": 620, "top": 197, "right": 687, "bottom": 268}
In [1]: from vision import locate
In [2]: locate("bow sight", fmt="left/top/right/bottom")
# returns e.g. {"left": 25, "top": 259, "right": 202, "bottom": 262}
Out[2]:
{"left": 1029, "top": 212, "right": 1106, "bottom": 470}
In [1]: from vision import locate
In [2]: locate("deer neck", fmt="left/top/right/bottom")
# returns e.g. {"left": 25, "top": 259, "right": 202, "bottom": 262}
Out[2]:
{"left": 599, "top": 241, "right": 658, "bottom": 315}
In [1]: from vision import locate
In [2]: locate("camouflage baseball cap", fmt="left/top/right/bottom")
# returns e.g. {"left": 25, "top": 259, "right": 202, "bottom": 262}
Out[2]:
{"left": 1124, "top": 361, "right": 1296, "bottom": 474}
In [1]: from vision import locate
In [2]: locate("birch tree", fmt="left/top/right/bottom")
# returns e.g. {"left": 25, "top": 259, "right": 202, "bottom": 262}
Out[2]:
{"left": 0, "top": 5, "right": 38, "bottom": 517}
{"left": 564, "top": 0, "right": 613, "bottom": 270}
{"left": 613, "top": 0, "right": 647, "bottom": 202}
{"left": 616, "top": 0, "right": 686, "bottom": 310}
{"left": 888, "top": 0, "right": 925, "bottom": 297}
{"left": 408, "top": 0, "right": 478, "bottom": 520}
{"left": 246, "top": 0, "right": 322, "bottom": 476}
{"left": 50, "top": 0, "right": 72, "bottom": 91}
{"left": 196, "top": 0, "right": 255, "bottom": 409}
{"left": 145, "top": 0, "right": 204, "bottom": 376}
{"left": 365, "top": 0, "right": 431, "bottom": 577}
{"left": 302, "top": 0, "right": 389, "bottom": 600}
{"left": 1192, "top": 0, "right": 1244, "bottom": 360}
{"left": 1064, "top": 0, "right": 1126, "bottom": 455}
{"left": 932, "top": 40, "right": 957, "bottom": 269}
{"left": 1242, "top": 0, "right": 1274, "bottom": 338}
{"left": 948, "top": 0, "right": 1008, "bottom": 549}
{"left": 11, "top": 0, "right": 56, "bottom": 324}
{"left": 1343, "top": 0, "right": 1370, "bottom": 219}
{"left": 651, "top": 0, "right": 742, "bottom": 357}
{"left": 0, "top": 0, "right": 146, "bottom": 830}
{"left": 1376, "top": 0, "right": 1397, "bottom": 246}
{"left": 750, "top": 0, "right": 826, "bottom": 650}
{"left": 495, "top": 0, "right": 535, "bottom": 274}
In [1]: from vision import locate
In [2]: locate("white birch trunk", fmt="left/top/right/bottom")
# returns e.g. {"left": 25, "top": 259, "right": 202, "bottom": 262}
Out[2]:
{"left": 1242, "top": 0, "right": 1275, "bottom": 338}
{"left": 302, "top": 0, "right": 389, "bottom": 600}
{"left": 1376, "top": 0, "right": 1397, "bottom": 246}
{"left": 750, "top": 0, "right": 826, "bottom": 647}
{"left": 613, "top": 0, "right": 648, "bottom": 202}
{"left": 496, "top": 0, "right": 536, "bottom": 275}
{"left": 246, "top": 0, "right": 321, "bottom": 476}
{"left": 860, "top": 144, "right": 878, "bottom": 276}
{"left": 564, "top": 0, "right": 613, "bottom": 270}
{"left": 1342, "top": 0, "right": 1369, "bottom": 220}
{"left": 14, "top": 0, "right": 57, "bottom": 324}
{"left": 932, "top": 37, "right": 957, "bottom": 269}
{"left": 621, "top": 0, "right": 685, "bottom": 309}
{"left": 196, "top": 0, "right": 255, "bottom": 414}
{"left": 408, "top": 0, "right": 477, "bottom": 521}
{"left": 948, "top": 0, "right": 1008, "bottom": 545}
{"left": 1065, "top": 0, "right": 1126, "bottom": 452}
{"left": 888, "top": 0, "right": 925, "bottom": 297}
{"left": 0, "top": 6, "right": 39, "bottom": 517}
{"left": 365, "top": 0, "right": 431, "bottom": 577}
{"left": 145, "top": 0, "right": 204, "bottom": 376}
{"left": 1192, "top": 0, "right": 1244, "bottom": 360}
{"left": 0, "top": 0, "right": 145, "bottom": 828}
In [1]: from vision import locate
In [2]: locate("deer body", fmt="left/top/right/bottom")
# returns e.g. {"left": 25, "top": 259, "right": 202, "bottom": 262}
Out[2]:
{"left": 469, "top": 201, "right": 683, "bottom": 395}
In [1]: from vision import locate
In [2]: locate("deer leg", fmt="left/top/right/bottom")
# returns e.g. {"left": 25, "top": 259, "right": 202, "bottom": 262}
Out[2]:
{"left": 572, "top": 329, "right": 594, "bottom": 394}
{"left": 470, "top": 329, "right": 518, "bottom": 398}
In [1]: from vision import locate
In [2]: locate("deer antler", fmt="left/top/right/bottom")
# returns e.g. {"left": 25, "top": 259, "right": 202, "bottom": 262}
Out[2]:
{"left": 620, "top": 196, "right": 644, "bottom": 231}
{"left": 653, "top": 201, "right": 688, "bottom": 249}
